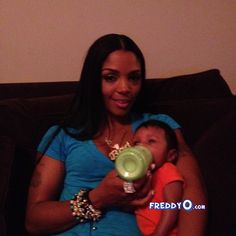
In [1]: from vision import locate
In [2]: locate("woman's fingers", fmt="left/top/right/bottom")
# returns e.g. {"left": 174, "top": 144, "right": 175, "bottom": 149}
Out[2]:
{"left": 90, "top": 169, "right": 154, "bottom": 209}
{"left": 133, "top": 170, "right": 153, "bottom": 198}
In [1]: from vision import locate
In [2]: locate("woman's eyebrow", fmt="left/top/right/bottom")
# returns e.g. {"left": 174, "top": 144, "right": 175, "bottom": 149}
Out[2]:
{"left": 102, "top": 69, "right": 141, "bottom": 74}
{"left": 128, "top": 70, "right": 141, "bottom": 74}
{"left": 101, "top": 68, "right": 118, "bottom": 72}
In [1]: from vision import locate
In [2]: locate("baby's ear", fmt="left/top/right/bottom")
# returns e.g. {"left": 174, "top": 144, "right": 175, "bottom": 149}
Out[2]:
{"left": 167, "top": 149, "right": 178, "bottom": 163}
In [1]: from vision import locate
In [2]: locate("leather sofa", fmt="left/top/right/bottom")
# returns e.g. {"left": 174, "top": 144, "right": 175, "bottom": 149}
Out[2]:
{"left": 0, "top": 69, "right": 235, "bottom": 236}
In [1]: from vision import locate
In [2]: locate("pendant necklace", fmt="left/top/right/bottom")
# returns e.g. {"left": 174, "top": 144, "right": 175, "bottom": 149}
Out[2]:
{"left": 104, "top": 130, "right": 131, "bottom": 161}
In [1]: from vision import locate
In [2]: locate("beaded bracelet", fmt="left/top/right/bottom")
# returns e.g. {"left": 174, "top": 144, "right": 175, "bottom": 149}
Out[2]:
{"left": 70, "top": 189, "right": 102, "bottom": 222}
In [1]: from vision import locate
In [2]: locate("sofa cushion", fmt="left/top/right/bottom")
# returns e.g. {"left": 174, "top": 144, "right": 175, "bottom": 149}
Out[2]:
{"left": 0, "top": 94, "right": 73, "bottom": 148}
{"left": 143, "top": 69, "right": 233, "bottom": 102}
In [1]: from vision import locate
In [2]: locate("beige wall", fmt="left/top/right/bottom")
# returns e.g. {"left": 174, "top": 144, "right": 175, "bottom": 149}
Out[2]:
{"left": 1, "top": 0, "right": 236, "bottom": 94}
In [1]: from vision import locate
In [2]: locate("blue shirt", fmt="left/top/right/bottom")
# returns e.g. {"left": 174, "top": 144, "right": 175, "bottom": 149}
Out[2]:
{"left": 38, "top": 113, "right": 180, "bottom": 236}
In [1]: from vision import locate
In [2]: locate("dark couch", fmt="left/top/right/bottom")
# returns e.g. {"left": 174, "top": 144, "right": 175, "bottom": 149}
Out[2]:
{"left": 0, "top": 69, "right": 235, "bottom": 236}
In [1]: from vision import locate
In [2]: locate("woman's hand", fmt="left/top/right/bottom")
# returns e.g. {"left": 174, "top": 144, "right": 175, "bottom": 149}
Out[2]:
{"left": 89, "top": 169, "right": 154, "bottom": 210}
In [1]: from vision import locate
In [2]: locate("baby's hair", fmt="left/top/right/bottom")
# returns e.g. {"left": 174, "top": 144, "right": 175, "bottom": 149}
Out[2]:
{"left": 135, "top": 119, "right": 178, "bottom": 150}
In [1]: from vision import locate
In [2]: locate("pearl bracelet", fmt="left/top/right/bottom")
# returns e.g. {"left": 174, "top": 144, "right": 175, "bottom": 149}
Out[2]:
{"left": 70, "top": 189, "right": 102, "bottom": 222}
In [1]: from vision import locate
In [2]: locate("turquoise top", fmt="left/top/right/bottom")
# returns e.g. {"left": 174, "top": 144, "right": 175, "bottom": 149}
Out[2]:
{"left": 38, "top": 113, "right": 180, "bottom": 236}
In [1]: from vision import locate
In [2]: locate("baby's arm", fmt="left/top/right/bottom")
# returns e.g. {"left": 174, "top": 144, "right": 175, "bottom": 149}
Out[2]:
{"left": 151, "top": 181, "right": 183, "bottom": 236}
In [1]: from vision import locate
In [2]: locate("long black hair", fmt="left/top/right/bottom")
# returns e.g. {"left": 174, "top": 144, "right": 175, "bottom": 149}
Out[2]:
{"left": 61, "top": 34, "right": 146, "bottom": 140}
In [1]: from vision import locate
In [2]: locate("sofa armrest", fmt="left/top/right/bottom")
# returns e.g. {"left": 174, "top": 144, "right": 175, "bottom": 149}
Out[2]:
{"left": 0, "top": 136, "right": 15, "bottom": 236}
{"left": 193, "top": 110, "right": 236, "bottom": 236}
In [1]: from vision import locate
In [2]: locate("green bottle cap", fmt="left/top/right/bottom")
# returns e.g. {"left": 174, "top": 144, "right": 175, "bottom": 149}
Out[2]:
{"left": 115, "top": 146, "right": 152, "bottom": 181}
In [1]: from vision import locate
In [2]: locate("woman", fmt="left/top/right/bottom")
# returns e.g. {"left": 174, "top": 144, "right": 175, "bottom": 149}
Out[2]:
{"left": 25, "top": 34, "right": 207, "bottom": 236}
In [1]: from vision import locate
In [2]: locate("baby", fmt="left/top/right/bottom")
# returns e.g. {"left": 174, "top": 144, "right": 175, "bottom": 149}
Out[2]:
{"left": 133, "top": 120, "right": 184, "bottom": 236}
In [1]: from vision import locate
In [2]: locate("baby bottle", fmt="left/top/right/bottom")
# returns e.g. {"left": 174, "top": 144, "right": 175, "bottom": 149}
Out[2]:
{"left": 115, "top": 145, "right": 153, "bottom": 181}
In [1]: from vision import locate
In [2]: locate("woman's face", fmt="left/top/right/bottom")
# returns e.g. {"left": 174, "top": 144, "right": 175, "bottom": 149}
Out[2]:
{"left": 101, "top": 50, "right": 142, "bottom": 119}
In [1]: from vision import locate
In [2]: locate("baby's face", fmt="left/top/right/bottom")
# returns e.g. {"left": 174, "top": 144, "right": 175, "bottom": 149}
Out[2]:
{"left": 133, "top": 126, "right": 170, "bottom": 168}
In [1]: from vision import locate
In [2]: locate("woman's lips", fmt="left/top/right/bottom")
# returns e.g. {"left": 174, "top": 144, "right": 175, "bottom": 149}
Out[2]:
{"left": 113, "top": 99, "right": 131, "bottom": 109}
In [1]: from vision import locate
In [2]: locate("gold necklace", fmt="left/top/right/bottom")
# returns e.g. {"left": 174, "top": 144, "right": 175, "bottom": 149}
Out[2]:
{"left": 104, "top": 131, "right": 131, "bottom": 160}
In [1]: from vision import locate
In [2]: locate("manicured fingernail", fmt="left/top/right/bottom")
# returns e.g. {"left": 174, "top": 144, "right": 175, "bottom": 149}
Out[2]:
{"left": 151, "top": 163, "right": 156, "bottom": 170}
{"left": 146, "top": 170, "right": 151, "bottom": 177}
